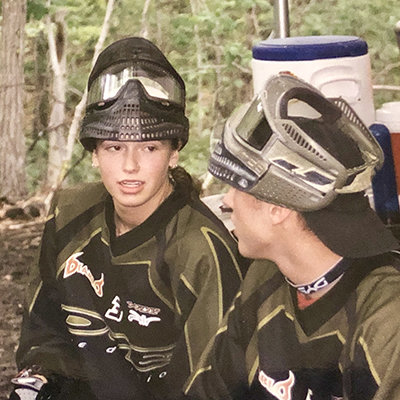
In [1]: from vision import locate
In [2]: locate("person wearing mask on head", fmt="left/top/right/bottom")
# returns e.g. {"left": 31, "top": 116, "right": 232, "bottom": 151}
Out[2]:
{"left": 185, "top": 73, "right": 400, "bottom": 400}
{"left": 10, "top": 37, "right": 247, "bottom": 400}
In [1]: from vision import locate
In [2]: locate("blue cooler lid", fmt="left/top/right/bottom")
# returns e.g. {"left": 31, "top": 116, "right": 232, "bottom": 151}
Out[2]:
{"left": 252, "top": 36, "right": 368, "bottom": 61}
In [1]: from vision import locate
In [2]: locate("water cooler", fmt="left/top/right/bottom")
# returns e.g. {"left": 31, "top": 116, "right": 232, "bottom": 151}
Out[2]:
{"left": 251, "top": 35, "right": 375, "bottom": 125}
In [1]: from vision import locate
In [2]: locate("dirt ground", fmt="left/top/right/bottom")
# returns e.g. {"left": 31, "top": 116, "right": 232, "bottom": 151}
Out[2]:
{"left": 0, "top": 217, "right": 44, "bottom": 400}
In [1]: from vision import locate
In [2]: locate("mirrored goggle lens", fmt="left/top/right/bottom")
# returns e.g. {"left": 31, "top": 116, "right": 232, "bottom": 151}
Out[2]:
{"left": 235, "top": 96, "right": 274, "bottom": 151}
{"left": 87, "top": 61, "right": 184, "bottom": 107}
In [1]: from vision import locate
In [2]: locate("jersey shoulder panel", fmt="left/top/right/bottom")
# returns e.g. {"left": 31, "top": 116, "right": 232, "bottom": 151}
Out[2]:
{"left": 54, "top": 181, "right": 107, "bottom": 209}
{"left": 355, "top": 255, "right": 400, "bottom": 313}
{"left": 164, "top": 199, "right": 234, "bottom": 258}
{"left": 51, "top": 182, "right": 107, "bottom": 229}
{"left": 347, "top": 260, "right": 400, "bottom": 394}
{"left": 178, "top": 197, "right": 232, "bottom": 236}
{"left": 355, "top": 262, "right": 400, "bottom": 322}
{"left": 163, "top": 198, "right": 245, "bottom": 292}
{"left": 241, "top": 259, "right": 282, "bottom": 301}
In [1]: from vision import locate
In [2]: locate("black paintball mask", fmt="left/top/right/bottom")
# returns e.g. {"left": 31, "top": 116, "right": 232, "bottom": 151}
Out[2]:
{"left": 80, "top": 37, "right": 189, "bottom": 151}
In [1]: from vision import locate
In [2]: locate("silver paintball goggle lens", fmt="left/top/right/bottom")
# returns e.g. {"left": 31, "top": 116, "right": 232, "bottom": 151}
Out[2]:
{"left": 87, "top": 60, "right": 184, "bottom": 108}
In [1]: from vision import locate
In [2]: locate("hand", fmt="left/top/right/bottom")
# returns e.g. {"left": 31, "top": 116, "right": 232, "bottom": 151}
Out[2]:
{"left": 9, "top": 369, "right": 46, "bottom": 400}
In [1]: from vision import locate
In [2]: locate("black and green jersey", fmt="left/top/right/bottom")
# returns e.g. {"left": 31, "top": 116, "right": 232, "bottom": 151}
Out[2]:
{"left": 186, "top": 253, "right": 400, "bottom": 400}
{"left": 16, "top": 181, "right": 246, "bottom": 400}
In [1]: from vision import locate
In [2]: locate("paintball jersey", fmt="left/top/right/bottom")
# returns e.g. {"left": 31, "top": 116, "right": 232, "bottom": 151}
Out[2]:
{"left": 186, "top": 253, "right": 400, "bottom": 400}
{"left": 16, "top": 181, "right": 246, "bottom": 400}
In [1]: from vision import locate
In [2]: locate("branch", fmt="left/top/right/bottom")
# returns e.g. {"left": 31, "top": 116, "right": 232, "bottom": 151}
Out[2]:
{"left": 60, "top": 148, "right": 88, "bottom": 182}
{"left": 373, "top": 84, "right": 400, "bottom": 91}
{"left": 250, "top": 5, "right": 261, "bottom": 37}
{"left": 140, "top": 0, "right": 151, "bottom": 38}
{"left": 232, "top": 61, "right": 252, "bottom": 75}
{"left": 59, "top": 0, "right": 116, "bottom": 188}
{"left": 374, "top": 61, "right": 400, "bottom": 80}
{"left": 46, "top": 11, "right": 60, "bottom": 76}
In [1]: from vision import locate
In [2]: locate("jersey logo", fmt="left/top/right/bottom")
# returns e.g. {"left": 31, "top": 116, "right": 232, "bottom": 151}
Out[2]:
{"left": 128, "top": 310, "right": 161, "bottom": 327}
{"left": 63, "top": 252, "right": 104, "bottom": 297}
{"left": 127, "top": 300, "right": 160, "bottom": 316}
{"left": 105, "top": 296, "right": 123, "bottom": 322}
{"left": 259, "top": 370, "right": 295, "bottom": 400}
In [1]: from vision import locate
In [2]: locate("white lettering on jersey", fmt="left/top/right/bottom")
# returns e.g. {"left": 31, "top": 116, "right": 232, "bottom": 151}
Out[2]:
{"left": 126, "top": 300, "right": 160, "bottom": 315}
{"left": 128, "top": 310, "right": 161, "bottom": 327}
{"left": 63, "top": 252, "right": 104, "bottom": 297}
{"left": 259, "top": 370, "right": 295, "bottom": 400}
{"left": 106, "top": 346, "right": 117, "bottom": 353}
{"left": 105, "top": 296, "right": 123, "bottom": 322}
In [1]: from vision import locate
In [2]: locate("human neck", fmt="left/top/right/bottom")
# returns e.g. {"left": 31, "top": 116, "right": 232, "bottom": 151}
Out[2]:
{"left": 271, "top": 231, "right": 342, "bottom": 298}
{"left": 113, "top": 182, "right": 173, "bottom": 236}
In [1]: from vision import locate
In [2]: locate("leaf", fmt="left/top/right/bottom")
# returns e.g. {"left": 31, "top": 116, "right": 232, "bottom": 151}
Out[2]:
{"left": 27, "top": 0, "right": 48, "bottom": 21}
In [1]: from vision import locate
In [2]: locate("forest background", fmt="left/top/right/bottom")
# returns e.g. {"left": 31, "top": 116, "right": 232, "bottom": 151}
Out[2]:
{"left": 1, "top": 0, "right": 400, "bottom": 204}
{"left": 0, "top": 1, "right": 400, "bottom": 397}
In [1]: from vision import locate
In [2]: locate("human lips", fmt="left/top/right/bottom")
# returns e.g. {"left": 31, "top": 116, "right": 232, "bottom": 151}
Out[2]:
{"left": 118, "top": 179, "right": 144, "bottom": 192}
{"left": 119, "top": 179, "right": 142, "bottom": 186}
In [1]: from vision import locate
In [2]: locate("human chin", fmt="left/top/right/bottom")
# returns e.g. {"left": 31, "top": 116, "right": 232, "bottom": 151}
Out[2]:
{"left": 113, "top": 193, "right": 148, "bottom": 209}
{"left": 237, "top": 240, "right": 255, "bottom": 258}
{"left": 237, "top": 234, "right": 263, "bottom": 258}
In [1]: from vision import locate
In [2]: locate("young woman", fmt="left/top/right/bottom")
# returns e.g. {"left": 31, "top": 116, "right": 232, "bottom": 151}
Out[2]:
{"left": 11, "top": 37, "right": 246, "bottom": 400}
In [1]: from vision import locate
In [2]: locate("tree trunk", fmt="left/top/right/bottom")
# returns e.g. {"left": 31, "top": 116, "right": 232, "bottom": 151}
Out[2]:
{"left": 0, "top": 0, "right": 27, "bottom": 202}
{"left": 45, "top": 8, "right": 67, "bottom": 190}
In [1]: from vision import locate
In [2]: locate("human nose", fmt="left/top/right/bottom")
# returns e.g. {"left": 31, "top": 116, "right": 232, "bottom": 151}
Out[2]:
{"left": 122, "top": 148, "right": 139, "bottom": 172}
{"left": 223, "top": 188, "right": 235, "bottom": 211}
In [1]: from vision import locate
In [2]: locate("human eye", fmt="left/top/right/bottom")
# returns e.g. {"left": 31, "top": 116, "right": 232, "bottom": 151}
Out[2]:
{"left": 104, "top": 143, "right": 122, "bottom": 152}
{"left": 143, "top": 142, "right": 159, "bottom": 152}
{"left": 99, "top": 140, "right": 121, "bottom": 151}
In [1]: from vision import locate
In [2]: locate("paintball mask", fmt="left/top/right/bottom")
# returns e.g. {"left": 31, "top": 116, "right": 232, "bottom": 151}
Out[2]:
{"left": 80, "top": 37, "right": 189, "bottom": 151}
{"left": 209, "top": 73, "right": 383, "bottom": 211}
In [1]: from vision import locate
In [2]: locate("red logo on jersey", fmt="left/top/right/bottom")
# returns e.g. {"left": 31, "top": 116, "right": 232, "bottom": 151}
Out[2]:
{"left": 64, "top": 252, "right": 104, "bottom": 297}
{"left": 258, "top": 370, "right": 295, "bottom": 400}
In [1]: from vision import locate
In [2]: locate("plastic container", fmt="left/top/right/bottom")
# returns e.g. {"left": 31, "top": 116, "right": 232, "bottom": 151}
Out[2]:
{"left": 251, "top": 36, "right": 375, "bottom": 126}
{"left": 369, "top": 123, "right": 400, "bottom": 224}
{"left": 376, "top": 102, "right": 400, "bottom": 200}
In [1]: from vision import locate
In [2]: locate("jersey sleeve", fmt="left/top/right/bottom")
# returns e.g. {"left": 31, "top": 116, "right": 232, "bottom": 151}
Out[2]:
{"left": 15, "top": 189, "right": 155, "bottom": 400}
{"left": 183, "top": 291, "right": 251, "bottom": 400}
{"left": 162, "top": 225, "right": 247, "bottom": 399}
{"left": 15, "top": 196, "right": 82, "bottom": 377}
{"left": 344, "top": 265, "right": 400, "bottom": 399}
{"left": 184, "top": 259, "right": 281, "bottom": 400}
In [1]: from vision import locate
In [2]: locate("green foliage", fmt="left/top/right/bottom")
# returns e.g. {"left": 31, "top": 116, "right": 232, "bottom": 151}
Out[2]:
{"left": 22, "top": 0, "right": 400, "bottom": 193}
{"left": 293, "top": 0, "right": 400, "bottom": 107}
{"left": 27, "top": 0, "right": 48, "bottom": 21}
{"left": 26, "top": 134, "right": 48, "bottom": 193}
{"left": 63, "top": 145, "right": 100, "bottom": 185}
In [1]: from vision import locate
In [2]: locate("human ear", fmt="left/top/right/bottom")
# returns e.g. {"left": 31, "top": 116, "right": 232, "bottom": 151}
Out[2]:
{"left": 169, "top": 149, "right": 179, "bottom": 168}
{"left": 268, "top": 204, "right": 292, "bottom": 225}
{"left": 92, "top": 151, "right": 99, "bottom": 168}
